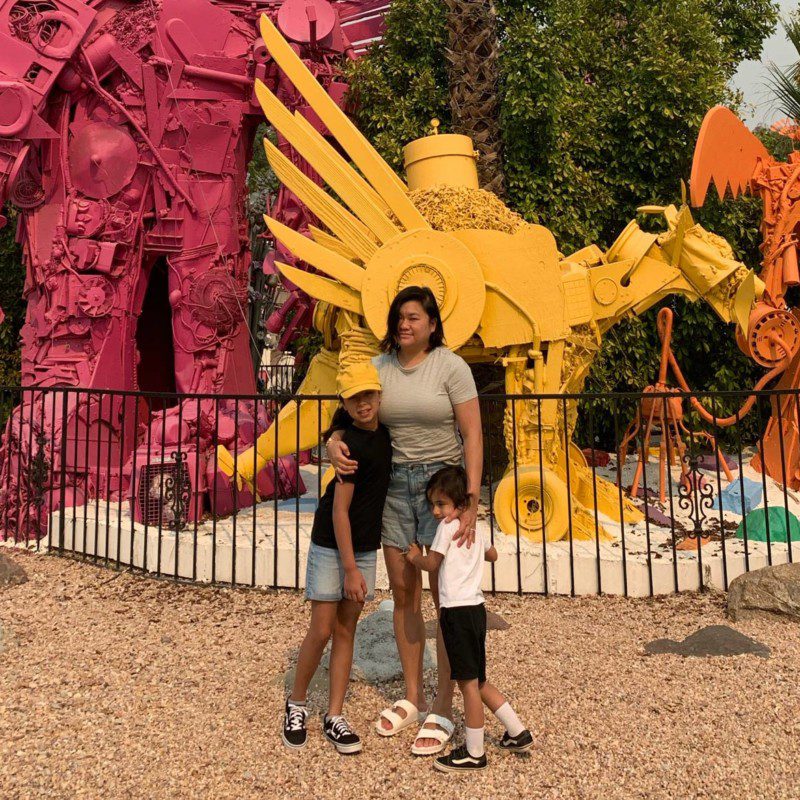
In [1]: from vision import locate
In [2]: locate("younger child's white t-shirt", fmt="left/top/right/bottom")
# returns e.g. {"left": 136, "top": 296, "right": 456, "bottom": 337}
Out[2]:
{"left": 430, "top": 519, "right": 491, "bottom": 608}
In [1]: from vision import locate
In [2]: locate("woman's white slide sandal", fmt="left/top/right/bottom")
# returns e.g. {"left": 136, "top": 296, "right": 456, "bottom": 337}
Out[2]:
{"left": 411, "top": 714, "right": 455, "bottom": 755}
{"left": 374, "top": 700, "right": 424, "bottom": 737}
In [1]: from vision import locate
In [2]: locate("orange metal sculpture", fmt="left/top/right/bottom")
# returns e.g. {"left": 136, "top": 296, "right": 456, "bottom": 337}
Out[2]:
{"left": 691, "top": 106, "right": 800, "bottom": 487}
{"left": 619, "top": 307, "right": 733, "bottom": 505}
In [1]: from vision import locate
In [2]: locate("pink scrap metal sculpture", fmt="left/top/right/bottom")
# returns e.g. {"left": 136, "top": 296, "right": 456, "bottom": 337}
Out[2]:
{"left": 0, "top": 0, "right": 387, "bottom": 537}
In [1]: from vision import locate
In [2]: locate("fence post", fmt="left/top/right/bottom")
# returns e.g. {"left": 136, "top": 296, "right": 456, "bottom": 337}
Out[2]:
{"left": 58, "top": 390, "right": 68, "bottom": 553}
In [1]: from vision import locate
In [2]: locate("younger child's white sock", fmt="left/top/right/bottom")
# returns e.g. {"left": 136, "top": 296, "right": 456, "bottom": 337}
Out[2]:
{"left": 465, "top": 726, "right": 485, "bottom": 758}
{"left": 494, "top": 702, "right": 525, "bottom": 737}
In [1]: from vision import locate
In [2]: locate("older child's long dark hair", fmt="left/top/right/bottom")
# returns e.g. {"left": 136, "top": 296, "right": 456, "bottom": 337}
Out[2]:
{"left": 322, "top": 405, "right": 354, "bottom": 443}
{"left": 379, "top": 285, "right": 445, "bottom": 353}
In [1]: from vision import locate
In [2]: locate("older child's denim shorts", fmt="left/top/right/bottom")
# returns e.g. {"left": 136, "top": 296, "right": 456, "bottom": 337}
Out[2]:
{"left": 381, "top": 461, "right": 450, "bottom": 549}
{"left": 305, "top": 541, "right": 377, "bottom": 602}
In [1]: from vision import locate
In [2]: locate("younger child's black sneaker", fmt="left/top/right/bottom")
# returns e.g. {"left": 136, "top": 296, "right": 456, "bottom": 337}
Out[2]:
{"left": 323, "top": 714, "right": 362, "bottom": 754}
{"left": 499, "top": 729, "right": 533, "bottom": 753}
{"left": 433, "top": 744, "right": 488, "bottom": 773}
{"left": 282, "top": 700, "right": 309, "bottom": 750}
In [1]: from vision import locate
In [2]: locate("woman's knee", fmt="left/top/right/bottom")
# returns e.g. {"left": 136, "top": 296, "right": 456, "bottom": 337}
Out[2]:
{"left": 391, "top": 576, "right": 422, "bottom": 610}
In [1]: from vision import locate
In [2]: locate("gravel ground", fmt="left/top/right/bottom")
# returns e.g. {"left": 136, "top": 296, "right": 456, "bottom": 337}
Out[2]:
{"left": 1, "top": 549, "right": 799, "bottom": 800}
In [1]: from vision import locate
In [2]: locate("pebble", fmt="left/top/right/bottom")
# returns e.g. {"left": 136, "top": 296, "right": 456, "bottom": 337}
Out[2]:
{"left": 0, "top": 550, "right": 798, "bottom": 799}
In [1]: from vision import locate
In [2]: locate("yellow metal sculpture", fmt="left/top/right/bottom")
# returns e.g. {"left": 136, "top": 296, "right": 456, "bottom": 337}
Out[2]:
{"left": 218, "top": 14, "right": 764, "bottom": 544}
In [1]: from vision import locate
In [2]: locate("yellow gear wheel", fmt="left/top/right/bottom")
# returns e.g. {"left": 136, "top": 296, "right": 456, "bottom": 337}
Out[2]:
{"left": 361, "top": 229, "right": 486, "bottom": 350}
{"left": 493, "top": 466, "right": 570, "bottom": 542}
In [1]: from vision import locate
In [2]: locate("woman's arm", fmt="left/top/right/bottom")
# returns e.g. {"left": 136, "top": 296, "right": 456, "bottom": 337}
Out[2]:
{"left": 326, "top": 431, "right": 359, "bottom": 477}
{"left": 451, "top": 397, "right": 483, "bottom": 545}
{"left": 484, "top": 545, "right": 498, "bottom": 563}
{"left": 332, "top": 482, "right": 367, "bottom": 602}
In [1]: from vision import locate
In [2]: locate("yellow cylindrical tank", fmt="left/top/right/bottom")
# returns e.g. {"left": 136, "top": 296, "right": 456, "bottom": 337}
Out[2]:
{"left": 403, "top": 133, "right": 479, "bottom": 191}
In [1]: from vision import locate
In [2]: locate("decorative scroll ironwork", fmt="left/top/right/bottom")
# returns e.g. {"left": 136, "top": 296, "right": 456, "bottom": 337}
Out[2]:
{"left": 27, "top": 428, "right": 50, "bottom": 536}
{"left": 676, "top": 451, "right": 714, "bottom": 539}
{"left": 163, "top": 451, "right": 191, "bottom": 532}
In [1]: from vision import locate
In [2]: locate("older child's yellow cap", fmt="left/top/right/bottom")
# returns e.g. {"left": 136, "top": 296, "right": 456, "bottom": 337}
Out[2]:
{"left": 337, "top": 361, "right": 382, "bottom": 399}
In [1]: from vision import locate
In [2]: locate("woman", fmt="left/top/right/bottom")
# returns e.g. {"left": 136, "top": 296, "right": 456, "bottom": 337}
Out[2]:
{"left": 327, "top": 285, "right": 483, "bottom": 755}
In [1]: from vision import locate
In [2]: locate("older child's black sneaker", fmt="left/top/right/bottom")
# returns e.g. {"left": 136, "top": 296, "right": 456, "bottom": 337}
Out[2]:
{"left": 499, "top": 729, "right": 533, "bottom": 753}
{"left": 323, "top": 714, "right": 362, "bottom": 754}
{"left": 433, "top": 744, "right": 488, "bottom": 773}
{"left": 282, "top": 700, "right": 308, "bottom": 750}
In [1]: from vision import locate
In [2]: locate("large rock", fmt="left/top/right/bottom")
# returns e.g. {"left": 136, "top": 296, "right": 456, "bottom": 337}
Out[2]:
{"left": 728, "top": 562, "right": 800, "bottom": 622}
{"left": 0, "top": 552, "right": 27, "bottom": 587}
{"left": 645, "top": 625, "right": 769, "bottom": 658}
{"left": 322, "top": 600, "right": 436, "bottom": 683}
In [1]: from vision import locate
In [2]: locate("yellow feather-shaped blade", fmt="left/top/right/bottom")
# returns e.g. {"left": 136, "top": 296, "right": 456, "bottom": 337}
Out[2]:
{"left": 309, "top": 225, "right": 359, "bottom": 262}
{"left": 257, "top": 15, "right": 429, "bottom": 231}
{"left": 253, "top": 82, "right": 401, "bottom": 243}
{"left": 264, "top": 139, "right": 378, "bottom": 263}
{"left": 265, "top": 216, "right": 364, "bottom": 291}
{"left": 276, "top": 261, "right": 363, "bottom": 315}
{"left": 292, "top": 113, "right": 391, "bottom": 215}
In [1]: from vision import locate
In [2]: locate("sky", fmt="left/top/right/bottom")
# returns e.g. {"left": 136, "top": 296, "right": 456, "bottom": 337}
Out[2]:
{"left": 732, "top": 0, "right": 797, "bottom": 127}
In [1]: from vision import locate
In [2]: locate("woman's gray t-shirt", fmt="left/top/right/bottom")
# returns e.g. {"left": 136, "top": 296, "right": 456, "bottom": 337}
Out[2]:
{"left": 372, "top": 348, "right": 478, "bottom": 465}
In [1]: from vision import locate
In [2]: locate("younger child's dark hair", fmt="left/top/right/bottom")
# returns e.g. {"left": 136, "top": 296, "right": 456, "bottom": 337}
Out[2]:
{"left": 426, "top": 465, "right": 469, "bottom": 509}
{"left": 322, "top": 404, "right": 354, "bottom": 443}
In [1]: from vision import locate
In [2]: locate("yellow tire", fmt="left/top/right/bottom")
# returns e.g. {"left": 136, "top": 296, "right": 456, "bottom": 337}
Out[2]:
{"left": 493, "top": 466, "right": 570, "bottom": 543}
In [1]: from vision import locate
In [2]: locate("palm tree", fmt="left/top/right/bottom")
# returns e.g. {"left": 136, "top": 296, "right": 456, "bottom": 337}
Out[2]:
{"left": 443, "top": 0, "right": 506, "bottom": 196}
{"left": 768, "top": 14, "right": 800, "bottom": 123}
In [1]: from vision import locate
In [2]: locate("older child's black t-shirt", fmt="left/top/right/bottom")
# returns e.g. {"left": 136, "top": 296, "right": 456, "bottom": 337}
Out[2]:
{"left": 311, "top": 423, "right": 392, "bottom": 552}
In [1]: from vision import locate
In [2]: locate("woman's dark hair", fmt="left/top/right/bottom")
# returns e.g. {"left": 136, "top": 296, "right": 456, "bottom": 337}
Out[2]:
{"left": 322, "top": 404, "right": 354, "bottom": 443}
{"left": 426, "top": 465, "right": 469, "bottom": 510}
{"left": 379, "top": 285, "right": 445, "bottom": 353}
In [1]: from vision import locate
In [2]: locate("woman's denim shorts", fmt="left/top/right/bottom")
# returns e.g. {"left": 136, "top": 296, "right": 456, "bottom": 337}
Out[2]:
{"left": 305, "top": 541, "right": 378, "bottom": 602}
{"left": 381, "top": 461, "right": 450, "bottom": 549}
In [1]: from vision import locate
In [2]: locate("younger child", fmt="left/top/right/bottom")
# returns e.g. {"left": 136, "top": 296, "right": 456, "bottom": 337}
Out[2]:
{"left": 407, "top": 465, "right": 532, "bottom": 773}
{"left": 282, "top": 362, "right": 392, "bottom": 755}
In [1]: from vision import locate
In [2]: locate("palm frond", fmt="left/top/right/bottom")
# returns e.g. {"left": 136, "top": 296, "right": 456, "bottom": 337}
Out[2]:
{"left": 784, "top": 14, "right": 800, "bottom": 83}
{"left": 767, "top": 61, "right": 800, "bottom": 123}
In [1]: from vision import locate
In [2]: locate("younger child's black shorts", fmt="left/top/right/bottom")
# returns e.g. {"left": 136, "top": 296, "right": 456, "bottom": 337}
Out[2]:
{"left": 439, "top": 603, "right": 486, "bottom": 683}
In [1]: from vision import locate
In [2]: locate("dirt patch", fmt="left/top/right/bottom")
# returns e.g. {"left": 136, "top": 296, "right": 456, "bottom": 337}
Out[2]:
{"left": 1, "top": 549, "right": 799, "bottom": 799}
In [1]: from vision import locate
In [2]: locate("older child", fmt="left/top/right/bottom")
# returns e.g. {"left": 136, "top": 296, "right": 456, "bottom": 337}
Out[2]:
{"left": 282, "top": 362, "right": 392, "bottom": 755}
{"left": 407, "top": 465, "right": 532, "bottom": 772}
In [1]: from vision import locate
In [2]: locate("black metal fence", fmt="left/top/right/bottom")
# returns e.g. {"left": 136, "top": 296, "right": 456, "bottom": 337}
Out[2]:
{"left": 257, "top": 363, "right": 297, "bottom": 395}
{"left": 0, "top": 382, "right": 797, "bottom": 597}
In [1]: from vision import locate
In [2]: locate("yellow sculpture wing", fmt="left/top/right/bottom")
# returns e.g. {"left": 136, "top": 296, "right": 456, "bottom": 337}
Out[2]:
{"left": 254, "top": 82, "right": 402, "bottom": 244}
{"left": 276, "top": 262, "right": 364, "bottom": 315}
{"left": 257, "top": 14, "right": 429, "bottom": 233}
{"left": 254, "top": 13, "right": 485, "bottom": 350}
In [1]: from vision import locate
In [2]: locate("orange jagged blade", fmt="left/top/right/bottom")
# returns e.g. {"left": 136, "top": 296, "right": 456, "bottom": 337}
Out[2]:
{"left": 689, "top": 106, "right": 771, "bottom": 207}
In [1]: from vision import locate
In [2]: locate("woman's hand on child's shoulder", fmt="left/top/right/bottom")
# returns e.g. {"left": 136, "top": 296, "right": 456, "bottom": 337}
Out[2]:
{"left": 327, "top": 438, "right": 358, "bottom": 480}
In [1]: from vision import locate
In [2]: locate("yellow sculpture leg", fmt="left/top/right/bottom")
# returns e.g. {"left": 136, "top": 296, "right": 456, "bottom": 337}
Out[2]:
{"left": 552, "top": 443, "right": 642, "bottom": 526}
{"left": 558, "top": 461, "right": 644, "bottom": 526}
{"left": 320, "top": 464, "right": 336, "bottom": 495}
{"left": 217, "top": 349, "right": 340, "bottom": 485}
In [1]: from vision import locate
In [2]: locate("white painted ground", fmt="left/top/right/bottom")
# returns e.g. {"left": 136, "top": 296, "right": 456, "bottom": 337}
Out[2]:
{"left": 41, "top": 457, "right": 800, "bottom": 597}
